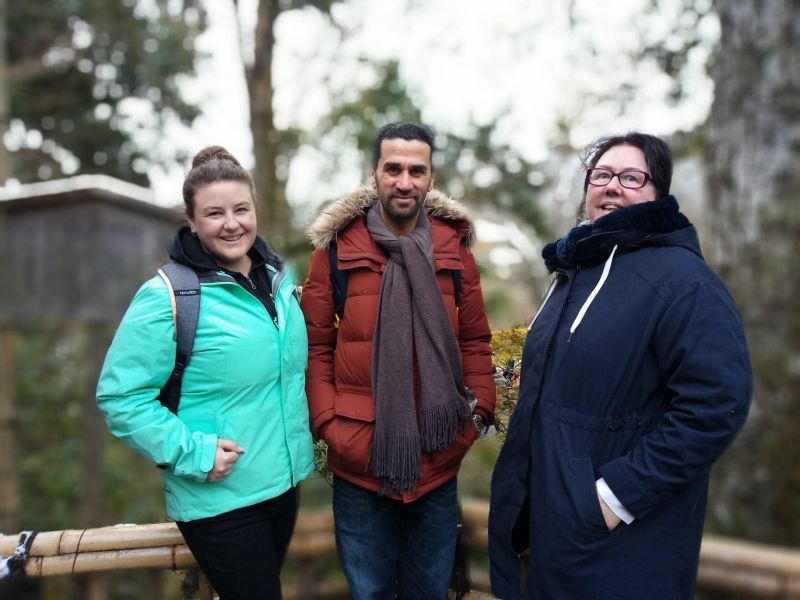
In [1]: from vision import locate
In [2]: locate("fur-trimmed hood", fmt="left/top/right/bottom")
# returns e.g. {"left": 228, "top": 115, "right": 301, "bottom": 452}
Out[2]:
{"left": 306, "top": 185, "right": 475, "bottom": 250}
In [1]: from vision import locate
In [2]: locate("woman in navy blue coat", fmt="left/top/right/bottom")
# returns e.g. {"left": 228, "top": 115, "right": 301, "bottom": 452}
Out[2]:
{"left": 489, "top": 133, "right": 752, "bottom": 599}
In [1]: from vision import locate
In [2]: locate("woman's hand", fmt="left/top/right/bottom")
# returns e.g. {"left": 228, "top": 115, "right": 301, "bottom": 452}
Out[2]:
{"left": 207, "top": 438, "right": 245, "bottom": 482}
{"left": 598, "top": 493, "right": 622, "bottom": 531}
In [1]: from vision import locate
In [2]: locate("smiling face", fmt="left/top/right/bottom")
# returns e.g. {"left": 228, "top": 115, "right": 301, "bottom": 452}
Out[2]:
{"left": 187, "top": 180, "right": 257, "bottom": 274}
{"left": 585, "top": 143, "right": 658, "bottom": 223}
{"left": 371, "top": 138, "right": 434, "bottom": 236}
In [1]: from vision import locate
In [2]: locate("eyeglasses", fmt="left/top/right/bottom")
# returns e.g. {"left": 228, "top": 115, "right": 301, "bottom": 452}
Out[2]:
{"left": 586, "top": 168, "right": 652, "bottom": 190}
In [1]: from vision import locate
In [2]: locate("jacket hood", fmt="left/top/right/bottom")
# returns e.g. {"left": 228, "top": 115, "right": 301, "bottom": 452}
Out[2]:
{"left": 168, "top": 224, "right": 282, "bottom": 272}
{"left": 306, "top": 185, "right": 476, "bottom": 250}
{"left": 543, "top": 195, "right": 700, "bottom": 272}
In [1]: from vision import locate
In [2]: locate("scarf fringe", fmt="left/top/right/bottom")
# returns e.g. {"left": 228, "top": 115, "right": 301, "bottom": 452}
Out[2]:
{"left": 419, "top": 398, "right": 471, "bottom": 452}
{"left": 370, "top": 433, "right": 423, "bottom": 495}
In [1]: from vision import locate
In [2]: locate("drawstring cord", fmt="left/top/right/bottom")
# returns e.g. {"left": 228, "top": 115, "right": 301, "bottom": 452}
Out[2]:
{"left": 568, "top": 245, "right": 618, "bottom": 341}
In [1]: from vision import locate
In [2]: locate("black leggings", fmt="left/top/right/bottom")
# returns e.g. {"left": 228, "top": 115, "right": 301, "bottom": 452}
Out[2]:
{"left": 176, "top": 487, "right": 299, "bottom": 600}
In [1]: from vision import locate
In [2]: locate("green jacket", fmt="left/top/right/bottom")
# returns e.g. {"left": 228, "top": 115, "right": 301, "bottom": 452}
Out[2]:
{"left": 97, "top": 250, "right": 314, "bottom": 521}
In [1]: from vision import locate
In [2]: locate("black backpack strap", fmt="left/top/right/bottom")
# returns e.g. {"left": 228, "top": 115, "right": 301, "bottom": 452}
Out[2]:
{"left": 156, "top": 263, "right": 200, "bottom": 415}
{"left": 452, "top": 269, "right": 461, "bottom": 308}
{"left": 328, "top": 240, "right": 462, "bottom": 326}
{"left": 328, "top": 241, "right": 349, "bottom": 328}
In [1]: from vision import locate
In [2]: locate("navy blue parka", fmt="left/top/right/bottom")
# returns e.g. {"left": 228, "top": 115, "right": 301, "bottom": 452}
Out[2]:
{"left": 489, "top": 196, "right": 752, "bottom": 599}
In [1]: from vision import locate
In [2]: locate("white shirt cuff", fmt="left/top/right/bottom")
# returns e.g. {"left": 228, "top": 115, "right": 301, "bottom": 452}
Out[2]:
{"left": 596, "top": 478, "right": 635, "bottom": 524}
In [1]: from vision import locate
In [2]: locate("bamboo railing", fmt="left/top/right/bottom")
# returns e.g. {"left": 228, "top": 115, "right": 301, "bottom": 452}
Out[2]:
{"left": 698, "top": 535, "right": 800, "bottom": 598}
{"left": 2, "top": 500, "right": 799, "bottom": 599}
{"left": 0, "top": 511, "right": 337, "bottom": 577}
{"left": 0, "top": 510, "right": 342, "bottom": 600}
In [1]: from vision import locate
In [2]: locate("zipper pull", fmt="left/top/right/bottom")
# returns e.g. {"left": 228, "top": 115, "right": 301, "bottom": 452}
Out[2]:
{"left": 244, "top": 275, "right": 256, "bottom": 290}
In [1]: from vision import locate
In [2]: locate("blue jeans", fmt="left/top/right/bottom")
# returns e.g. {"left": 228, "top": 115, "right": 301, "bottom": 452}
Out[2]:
{"left": 332, "top": 476, "right": 458, "bottom": 600}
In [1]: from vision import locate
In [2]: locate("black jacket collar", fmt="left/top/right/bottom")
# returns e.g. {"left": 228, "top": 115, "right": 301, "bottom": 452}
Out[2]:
{"left": 168, "top": 224, "right": 283, "bottom": 275}
{"left": 543, "top": 195, "right": 697, "bottom": 272}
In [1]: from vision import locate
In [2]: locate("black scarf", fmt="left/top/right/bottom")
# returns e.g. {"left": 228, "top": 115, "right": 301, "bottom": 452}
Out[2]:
{"left": 543, "top": 195, "right": 692, "bottom": 272}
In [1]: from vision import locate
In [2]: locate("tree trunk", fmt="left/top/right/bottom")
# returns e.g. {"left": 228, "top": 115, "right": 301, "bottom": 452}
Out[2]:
{"left": 0, "top": 322, "right": 17, "bottom": 533}
{"left": 246, "top": 0, "right": 293, "bottom": 249}
{"left": 76, "top": 321, "right": 113, "bottom": 600}
{"left": 0, "top": 0, "right": 9, "bottom": 183}
{"left": 705, "top": 0, "right": 800, "bottom": 544}
{"left": 79, "top": 321, "right": 112, "bottom": 530}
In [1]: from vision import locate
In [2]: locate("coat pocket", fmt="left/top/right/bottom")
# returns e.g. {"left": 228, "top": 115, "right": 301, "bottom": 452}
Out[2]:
{"left": 426, "top": 422, "right": 478, "bottom": 474}
{"left": 570, "top": 457, "right": 611, "bottom": 538}
{"left": 544, "top": 456, "right": 610, "bottom": 554}
{"left": 325, "top": 390, "right": 375, "bottom": 474}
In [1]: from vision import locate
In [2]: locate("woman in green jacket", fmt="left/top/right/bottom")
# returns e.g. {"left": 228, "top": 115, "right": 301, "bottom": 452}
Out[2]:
{"left": 97, "top": 146, "right": 314, "bottom": 599}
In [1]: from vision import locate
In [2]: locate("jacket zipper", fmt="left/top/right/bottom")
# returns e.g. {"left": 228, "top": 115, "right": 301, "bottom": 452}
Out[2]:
{"left": 224, "top": 270, "right": 279, "bottom": 329}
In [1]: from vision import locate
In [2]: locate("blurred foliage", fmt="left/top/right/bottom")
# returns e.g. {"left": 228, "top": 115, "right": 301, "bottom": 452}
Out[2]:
{"left": 489, "top": 327, "right": 525, "bottom": 438}
{"left": 15, "top": 324, "right": 85, "bottom": 531}
{"left": 295, "top": 58, "right": 549, "bottom": 328}
{"left": 12, "top": 324, "right": 170, "bottom": 599}
{"left": 638, "top": 0, "right": 715, "bottom": 104}
{"left": 14, "top": 324, "right": 165, "bottom": 532}
{"left": 311, "top": 60, "right": 425, "bottom": 163}
{"left": 313, "top": 439, "right": 332, "bottom": 487}
{"left": 4, "top": 0, "right": 206, "bottom": 185}
{"left": 309, "top": 59, "right": 551, "bottom": 239}
{"left": 240, "top": 0, "right": 344, "bottom": 248}
{"left": 481, "top": 288, "right": 514, "bottom": 322}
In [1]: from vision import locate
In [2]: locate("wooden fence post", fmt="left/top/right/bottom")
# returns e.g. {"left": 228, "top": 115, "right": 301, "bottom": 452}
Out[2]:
{"left": 0, "top": 321, "right": 17, "bottom": 533}
{"left": 198, "top": 571, "right": 215, "bottom": 600}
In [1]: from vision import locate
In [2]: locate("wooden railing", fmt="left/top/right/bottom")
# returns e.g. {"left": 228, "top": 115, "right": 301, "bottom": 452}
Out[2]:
{"left": 2, "top": 500, "right": 799, "bottom": 599}
{"left": 0, "top": 510, "right": 343, "bottom": 600}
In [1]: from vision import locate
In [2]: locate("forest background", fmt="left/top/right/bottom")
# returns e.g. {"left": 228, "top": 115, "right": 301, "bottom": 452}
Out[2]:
{"left": 0, "top": 0, "right": 798, "bottom": 598}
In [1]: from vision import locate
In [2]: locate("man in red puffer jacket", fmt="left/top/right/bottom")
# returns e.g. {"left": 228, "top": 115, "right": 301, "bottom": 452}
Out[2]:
{"left": 302, "top": 122, "right": 495, "bottom": 600}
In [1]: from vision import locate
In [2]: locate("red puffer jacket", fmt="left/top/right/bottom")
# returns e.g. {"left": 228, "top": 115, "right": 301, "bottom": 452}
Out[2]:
{"left": 302, "top": 186, "right": 496, "bottom": 502}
